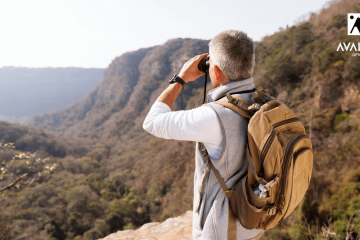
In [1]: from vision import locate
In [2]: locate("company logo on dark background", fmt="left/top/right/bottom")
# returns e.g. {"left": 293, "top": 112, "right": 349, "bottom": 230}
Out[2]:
{"left": 348, "top": 13, "right": 360, "bottom": 35}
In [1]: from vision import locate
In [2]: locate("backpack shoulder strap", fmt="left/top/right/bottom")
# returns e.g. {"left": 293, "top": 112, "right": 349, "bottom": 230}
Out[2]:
{"left": 214, "top": 93, "right": 255, "bottom": 119}
{"left": 199, "top": 142, "right": 229, "bottom": 192}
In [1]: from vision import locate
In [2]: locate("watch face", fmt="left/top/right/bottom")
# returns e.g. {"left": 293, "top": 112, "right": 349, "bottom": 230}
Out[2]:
{"left": 169, "top": 74, "right": 176, "bottom": 84}
{"left": 168, "top": 74, "right": 185, "bottom": 89}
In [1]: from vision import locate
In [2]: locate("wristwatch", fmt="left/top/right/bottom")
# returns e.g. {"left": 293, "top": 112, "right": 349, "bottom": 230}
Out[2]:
{"left": 169, "top": 74, "right": 186, "bottom": 89}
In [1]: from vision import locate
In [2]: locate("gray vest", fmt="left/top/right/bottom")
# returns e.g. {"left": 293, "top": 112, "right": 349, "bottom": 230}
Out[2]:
{"left": 192, "top": 83, "right": 262, "bottom": 239}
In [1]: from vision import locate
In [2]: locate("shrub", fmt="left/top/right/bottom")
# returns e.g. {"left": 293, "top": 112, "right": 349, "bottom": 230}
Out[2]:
{"left": 334, "top": 113, "right": 358, "bottom": 132}
{"left": 327, "top": 14, "right": 347, "bottom": 30}
{"left": 266, "top": 52, "right": 302, "bottom": 85}
{"left": 313, "top": 47, "right": 343, "bottom": 73}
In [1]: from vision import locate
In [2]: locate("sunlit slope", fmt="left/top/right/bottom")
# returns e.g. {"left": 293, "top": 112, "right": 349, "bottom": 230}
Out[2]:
{"left": 28, "top": 39, "right": 210, "bottom": 141}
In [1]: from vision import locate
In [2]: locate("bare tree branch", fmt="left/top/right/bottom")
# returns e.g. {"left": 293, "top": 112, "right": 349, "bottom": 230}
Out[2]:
{"left": 0, "top": 173, "right": 28, "bottom": 192}
{"left": 345, "top": 210, "right": 360, "bottom": 240}
{"left": 303, "top": 215, "right": 314, "bottom": 240}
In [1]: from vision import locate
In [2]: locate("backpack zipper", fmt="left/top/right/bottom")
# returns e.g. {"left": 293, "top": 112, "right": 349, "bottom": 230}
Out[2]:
{"left": 278, "top": 134, "right": 309, "bottom": 229}
{"left": 260, "top": 117, "right": 300, "bottom": 164}
{"left": 260, "top": 130, "right": 276, "bottom": 164}
{"left": 272, "top": 117, "right": 300, "bottom": 129}
{"left": 277, "top": 134, "right": 300, "bottom": 213}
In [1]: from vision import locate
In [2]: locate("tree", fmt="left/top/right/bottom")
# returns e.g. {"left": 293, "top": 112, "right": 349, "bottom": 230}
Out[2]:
{"left": 0, "top": 142, "right": 57, "bottom": 240}
{"left": 0, "top": 142, "right": 57, "bottom": 193}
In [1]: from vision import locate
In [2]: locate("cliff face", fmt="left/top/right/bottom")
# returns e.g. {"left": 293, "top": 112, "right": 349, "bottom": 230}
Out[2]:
{"left": 27, "top": 39, "right": 210, "bottom": 141}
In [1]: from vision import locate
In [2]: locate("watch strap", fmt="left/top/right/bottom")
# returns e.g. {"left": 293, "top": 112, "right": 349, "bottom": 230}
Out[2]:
{"left": 169, "top": 74, "right": 186, "bottom": 89}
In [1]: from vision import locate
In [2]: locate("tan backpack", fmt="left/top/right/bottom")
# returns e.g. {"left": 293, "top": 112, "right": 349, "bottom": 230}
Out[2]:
{"left": 200, "top": 88, "right": 313, "bottom": 238}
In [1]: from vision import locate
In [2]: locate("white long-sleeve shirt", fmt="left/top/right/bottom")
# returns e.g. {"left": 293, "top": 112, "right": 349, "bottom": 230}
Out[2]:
{"left": 143, "top": 102, "right": 223, "bottom": 159}
{"left": 142, "top": 78, "right": 255, "bottom": 159}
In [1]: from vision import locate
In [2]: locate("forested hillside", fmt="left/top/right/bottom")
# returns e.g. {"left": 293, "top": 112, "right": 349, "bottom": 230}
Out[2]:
{"left": 2, "top": 39, "right": 210, "bottom": 240}
{"left": 0, "top": 67, "right": 103, "bottom": 122}
{"left": 27, "top": 40, "right": 210, "bottom": 140}
{"left": 1, "top": 0, "right": 360, "bottom": 239}
{"left": 0, "top": 122, "right": 92, "bottom": 158}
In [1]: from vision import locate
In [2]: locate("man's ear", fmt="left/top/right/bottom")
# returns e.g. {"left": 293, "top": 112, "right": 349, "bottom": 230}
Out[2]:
{"left": 214, "top": 65, "right": 222, "bottom": 80}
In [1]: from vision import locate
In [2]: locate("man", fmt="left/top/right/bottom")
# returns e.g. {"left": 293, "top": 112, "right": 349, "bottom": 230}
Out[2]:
{"left": 143, "top": 30, "right": 262, "bottom": 239}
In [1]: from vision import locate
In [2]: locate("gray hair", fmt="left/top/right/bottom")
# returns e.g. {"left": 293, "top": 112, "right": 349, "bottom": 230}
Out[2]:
{"left": 209, "top": 30, "right": 255, "bottom": 81}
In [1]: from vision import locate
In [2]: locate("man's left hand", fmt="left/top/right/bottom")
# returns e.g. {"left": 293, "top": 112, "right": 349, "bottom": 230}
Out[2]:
{"left": 178, "top": 53, "right": 208, "bottom": 83}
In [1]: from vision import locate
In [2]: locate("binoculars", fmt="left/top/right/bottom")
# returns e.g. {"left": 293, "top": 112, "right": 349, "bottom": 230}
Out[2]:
{"left": 198, "top": 57, "right": 210, "bottom": 73}
{"left": 198, "top": 57, "right": 210, "bottom": 104}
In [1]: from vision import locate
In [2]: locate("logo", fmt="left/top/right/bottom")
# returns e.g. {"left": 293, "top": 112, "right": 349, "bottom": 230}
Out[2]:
{"left": 348, "top": 13, "right": 360, "bottom": 35}
{"left": 336, "top": 42, "right": 359, "bottom": 51}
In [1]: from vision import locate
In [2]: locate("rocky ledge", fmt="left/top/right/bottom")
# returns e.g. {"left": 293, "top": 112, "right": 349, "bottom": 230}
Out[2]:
{"left": 100, "top": 211, "right": 193, "bottom": 240}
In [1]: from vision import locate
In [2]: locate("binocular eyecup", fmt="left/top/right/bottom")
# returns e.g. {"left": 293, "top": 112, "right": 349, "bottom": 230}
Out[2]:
{"left": 198, "top": 57, "right": 210, "bottom": 73}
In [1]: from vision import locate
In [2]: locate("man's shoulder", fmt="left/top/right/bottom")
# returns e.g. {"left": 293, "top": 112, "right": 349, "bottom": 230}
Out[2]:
{"left": 183, "top": 104, "right": 219, "bottom": 125}
{"left": 205, "top": 95, "right": 252, "bottom": 120}
{"left": 203, "top": 102, "right": 242, "bottom": 122}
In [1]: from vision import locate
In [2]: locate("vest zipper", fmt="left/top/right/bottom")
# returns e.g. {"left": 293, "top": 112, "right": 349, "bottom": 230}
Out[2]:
{"left": 278, "top": 134, "right": 309, "bottom": 229}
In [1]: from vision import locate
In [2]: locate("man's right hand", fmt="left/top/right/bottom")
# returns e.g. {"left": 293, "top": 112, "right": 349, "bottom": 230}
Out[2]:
{"left": 178, "top": 53, "right": 208, "bottom": 83}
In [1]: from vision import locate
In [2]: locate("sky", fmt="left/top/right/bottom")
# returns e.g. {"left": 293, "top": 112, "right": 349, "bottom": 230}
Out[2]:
{"left": 0, "top": 0, "right": 333, "bottom": 68}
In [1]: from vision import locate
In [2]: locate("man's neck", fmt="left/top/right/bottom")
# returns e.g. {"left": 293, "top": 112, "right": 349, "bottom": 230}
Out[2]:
{"left": 206, "top": 77, "right": 255, "bottom": 103}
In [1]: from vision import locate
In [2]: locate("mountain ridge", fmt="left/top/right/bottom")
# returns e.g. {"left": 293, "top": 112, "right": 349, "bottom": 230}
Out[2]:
{"left": 27, "top": 38, "right": 210, "bottom": 140}
{"left": 0, "top": 67, "right": 103, "bottom": 120}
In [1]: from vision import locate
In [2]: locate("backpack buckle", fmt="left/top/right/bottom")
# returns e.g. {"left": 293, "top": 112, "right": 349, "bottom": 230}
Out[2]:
{"left": 201, "top": 148, "right": 208, "bottom": 157}
{"left": 227, "top": 93, "right": 240, "bottom": 106}
{"left": 248, "top": 103, "right": 260, "bottom": 111}
{"left": 230, "top": 98, "right": 239, "bottom": 106}
{"left": 267, "top": 205, "right": 277, "bottom": 215}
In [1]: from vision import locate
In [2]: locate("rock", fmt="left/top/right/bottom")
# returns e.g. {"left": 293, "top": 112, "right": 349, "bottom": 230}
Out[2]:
{"left": 100, "top": 211, "right": 193, "bottom": 240}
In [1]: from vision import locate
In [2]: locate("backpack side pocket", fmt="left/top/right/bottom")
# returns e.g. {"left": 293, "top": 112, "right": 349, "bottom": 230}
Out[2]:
{"left": 230, "top": 177, "right": 275, "bottom": 229}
